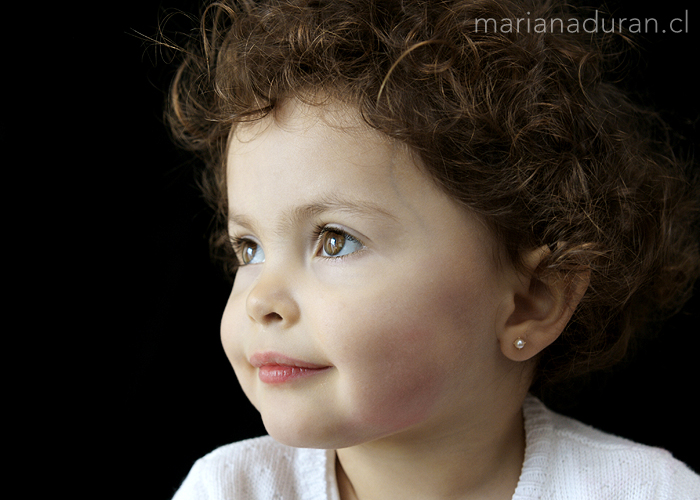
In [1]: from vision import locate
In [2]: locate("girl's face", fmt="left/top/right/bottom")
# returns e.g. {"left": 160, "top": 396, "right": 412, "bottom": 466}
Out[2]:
{"left": 221, "top": 101, "right": 523, "bottom": 449}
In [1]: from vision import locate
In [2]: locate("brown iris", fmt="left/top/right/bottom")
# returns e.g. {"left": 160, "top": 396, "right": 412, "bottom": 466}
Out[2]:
{"left": 240, "top": 241, "right": 258, "bottom": 264}
{"left": 322, "top": 231, "right": 345, "bottom": 256}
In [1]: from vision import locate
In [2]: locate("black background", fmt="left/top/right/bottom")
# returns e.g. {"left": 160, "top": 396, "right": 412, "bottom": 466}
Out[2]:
{"left": 28, "top": 1, "right": 699, "bottom": 498}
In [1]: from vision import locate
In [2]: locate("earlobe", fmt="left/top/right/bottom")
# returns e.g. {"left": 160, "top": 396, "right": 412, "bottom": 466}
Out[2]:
{"left": 499, "top": 246, "right": 590, "bottom": 362}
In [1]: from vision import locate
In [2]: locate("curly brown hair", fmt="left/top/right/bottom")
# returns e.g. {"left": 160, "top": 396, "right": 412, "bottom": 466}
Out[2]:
{"left": 166, "top": 0, "right": 699, "bottom": 387}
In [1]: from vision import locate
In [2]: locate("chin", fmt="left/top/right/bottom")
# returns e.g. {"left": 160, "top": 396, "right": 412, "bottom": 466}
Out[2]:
{"left": 263, "top": 420, "right": 338, "bottom": 449}
{"left": 261, "top": 413, "right": 373, "bottom": 450}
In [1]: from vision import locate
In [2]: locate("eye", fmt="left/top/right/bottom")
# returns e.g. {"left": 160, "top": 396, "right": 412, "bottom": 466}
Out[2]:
{"left": 234, "top": 239, "right": 265, "bottom": 265}
{"left": 318, "top": 228, "right": 364, "bottom": 258}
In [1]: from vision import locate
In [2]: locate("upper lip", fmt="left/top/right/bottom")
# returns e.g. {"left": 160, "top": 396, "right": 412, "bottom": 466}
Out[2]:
{"left": 249, "top": 352, "right": 329, "bottom": 369}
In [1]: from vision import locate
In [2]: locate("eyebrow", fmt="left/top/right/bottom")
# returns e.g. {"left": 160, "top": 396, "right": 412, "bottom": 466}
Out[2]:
{"left": 228, "top": 194, "right": 399, "bottom": 233}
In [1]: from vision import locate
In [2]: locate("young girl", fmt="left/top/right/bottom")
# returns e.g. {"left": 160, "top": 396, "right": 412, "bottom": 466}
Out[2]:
{"left": 166, "top": 0, "right": 700, "bottom": 498}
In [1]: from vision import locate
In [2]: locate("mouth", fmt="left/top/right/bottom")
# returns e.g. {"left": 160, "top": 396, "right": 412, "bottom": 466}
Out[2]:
{"left": 249, "top": 352, "right": 331, "bottom": 384}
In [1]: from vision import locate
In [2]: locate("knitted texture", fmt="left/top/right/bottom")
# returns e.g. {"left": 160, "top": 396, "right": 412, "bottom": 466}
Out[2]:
{"left": 514, "top": 396, "right": 700, "bottom": 499}
{"left": 173, "top": 438, "right": 337, "bottom": 500}
{"left": 173, "top": 396, "right": 699, "bottom": 499}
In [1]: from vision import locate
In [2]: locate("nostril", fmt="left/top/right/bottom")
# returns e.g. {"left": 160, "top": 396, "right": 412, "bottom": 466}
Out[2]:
{"left": 265, "top": 312, "right": 283, "bottom": 322}
{"left": 245, "top": 280, "right": 300, "bottom": 326}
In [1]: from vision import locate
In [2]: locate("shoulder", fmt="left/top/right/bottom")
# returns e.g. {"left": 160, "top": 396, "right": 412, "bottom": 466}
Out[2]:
{"left": 172, "top": 436, "right": 337, "bottom": 500}
{"left": 516, "top": 395, "right": 700, "bottom": 500}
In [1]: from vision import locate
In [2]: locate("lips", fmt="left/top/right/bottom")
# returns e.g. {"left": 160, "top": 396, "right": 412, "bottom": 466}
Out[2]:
{"left": 250, "top": 352, "right": 331, "bottom": 384}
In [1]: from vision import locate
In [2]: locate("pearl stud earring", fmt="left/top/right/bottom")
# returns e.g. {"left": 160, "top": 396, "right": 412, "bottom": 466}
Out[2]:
{"left": 513, "top": 338, "right": 526, "bottom": 350}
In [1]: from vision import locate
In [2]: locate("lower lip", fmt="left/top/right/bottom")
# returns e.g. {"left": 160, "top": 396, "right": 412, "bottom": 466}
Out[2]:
{"left": 257, "top": 365, "right": 330, "bottom": 384}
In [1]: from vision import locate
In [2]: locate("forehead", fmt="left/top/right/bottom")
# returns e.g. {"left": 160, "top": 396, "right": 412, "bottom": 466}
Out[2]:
{"left": 228, "top": 99, "right": 397, "bottom": 161}
{"left": 225, "top": 100, "right": 419, "bottom": 205}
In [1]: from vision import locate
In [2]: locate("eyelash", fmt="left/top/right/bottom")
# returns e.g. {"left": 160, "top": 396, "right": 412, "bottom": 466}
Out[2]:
{"left": 313, "top": 224, "right": 364, "bottom": 260}
{"left": 229, "top": 236, "right": 261, "bottom": 266}
{"left": 229, "top": 225, "right": 364, "bottom": 265}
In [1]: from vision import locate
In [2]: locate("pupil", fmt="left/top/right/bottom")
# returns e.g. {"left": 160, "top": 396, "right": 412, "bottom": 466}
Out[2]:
{"left": 324, "top": 232, "right": 345, "bottom": 255}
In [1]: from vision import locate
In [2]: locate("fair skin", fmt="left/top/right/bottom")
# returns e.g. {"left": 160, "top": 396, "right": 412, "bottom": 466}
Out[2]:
{"left": 221, "top": 99, "right": 586, "bottom": 500}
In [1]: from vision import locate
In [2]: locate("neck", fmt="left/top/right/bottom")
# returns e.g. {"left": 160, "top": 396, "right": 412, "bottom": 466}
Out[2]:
{"left": 335, "top": 399, "right": 526, "bottom": 500}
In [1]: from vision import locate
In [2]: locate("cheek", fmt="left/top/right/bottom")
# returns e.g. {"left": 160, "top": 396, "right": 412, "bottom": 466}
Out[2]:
{"left": 220, "top": 289, "right": 258, "bottom": 406}
{"left": 318, "top": 266, "right": 504, "bottom": 432}
{"left": 221, "top": 268, "right": 261, "bottom": 362}
{"left": 344, "top": 327, "right": 446, "bottom": 433}
{"left": 220, "top": 289, "right": 242, "bottom": 360}
{"left": 318, "top": 274, "right": 489, "bottom": 435}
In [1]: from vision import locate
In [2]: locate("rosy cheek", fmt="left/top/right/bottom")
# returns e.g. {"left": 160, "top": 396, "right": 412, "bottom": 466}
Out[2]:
{"left": 334, "top": 324, "right": 447, "bottom": 435}
{"left": 320, "top": 274, "right": 487, "bottom": 436}
{"left": 359, "top": 360, "right": 443, "bottom": 433}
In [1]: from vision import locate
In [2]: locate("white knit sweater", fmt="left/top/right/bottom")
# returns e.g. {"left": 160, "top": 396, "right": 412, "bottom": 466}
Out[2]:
{"left": 172, "top": 396, "right": 700, "bottom": 499}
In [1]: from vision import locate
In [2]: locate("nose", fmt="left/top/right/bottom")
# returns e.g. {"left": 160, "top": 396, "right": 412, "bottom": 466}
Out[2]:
{"left": 245, "top": 268, "right": 300, "bottom": 328}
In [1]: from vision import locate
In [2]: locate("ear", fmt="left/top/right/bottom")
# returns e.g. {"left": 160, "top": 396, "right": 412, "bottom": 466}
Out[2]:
{"left": 499, "top": 246, "right": 589, "bottom": 362}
